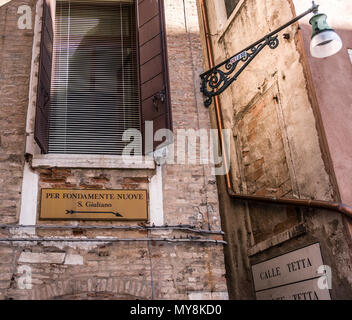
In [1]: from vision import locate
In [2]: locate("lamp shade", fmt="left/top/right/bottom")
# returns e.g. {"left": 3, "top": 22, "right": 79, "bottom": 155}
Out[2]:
{"left": 309, "top": 13, "right": 342, "bottom": 58}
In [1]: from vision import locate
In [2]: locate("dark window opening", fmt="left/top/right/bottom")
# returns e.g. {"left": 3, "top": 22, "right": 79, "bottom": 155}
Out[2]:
{"left": 225, "top": 0, "right": 241, "bottom": 18}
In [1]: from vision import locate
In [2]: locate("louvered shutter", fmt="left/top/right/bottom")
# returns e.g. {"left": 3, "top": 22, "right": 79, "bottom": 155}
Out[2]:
{"left": 35, "top": 0, "right": 55, "bottom": 153}
{"left": 137, "top": 0, "right": 172, "bottom": 154}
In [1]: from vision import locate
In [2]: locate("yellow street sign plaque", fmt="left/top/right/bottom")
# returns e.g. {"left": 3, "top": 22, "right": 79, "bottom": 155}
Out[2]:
{"left": 40, "top": 189, "right": 148, "bottom": 221}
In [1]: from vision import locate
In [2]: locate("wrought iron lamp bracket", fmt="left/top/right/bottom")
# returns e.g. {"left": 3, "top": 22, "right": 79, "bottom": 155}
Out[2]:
{"left": 200, "top": 36, "right": 279, "bottom": 107}
{"left": 200, "top": 1, "right": 319, "bottom": 107}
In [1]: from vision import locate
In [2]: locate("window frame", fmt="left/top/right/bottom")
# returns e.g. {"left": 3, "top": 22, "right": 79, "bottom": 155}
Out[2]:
{"left": 32, "top": 0, "right": 172, "bottom": 162}
{"left": 47, "top": 1, "right": 142, "bottom": 156}
{"left": 224, "top": 0, "right": 241, "bottom": 19}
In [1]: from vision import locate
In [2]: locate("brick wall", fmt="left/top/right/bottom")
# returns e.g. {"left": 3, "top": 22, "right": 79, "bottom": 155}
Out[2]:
{"left": 0, "top": 0, "right": 228, "bottom": 300}
{"left": 0, "top": 241, "right": 227, "bottom": 299}
{"left": 0, "top": 0, "right": 35, "bottom": 224}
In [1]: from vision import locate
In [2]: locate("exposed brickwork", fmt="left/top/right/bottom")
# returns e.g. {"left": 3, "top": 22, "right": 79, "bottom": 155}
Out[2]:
{"left": 0, "top": 0, "right": 35, "bottom": 224}
{"left": 38, "top": 168, "right": 153, "bottom": 191}
{"left": 235, "top": 84, "right": 293, "bottom": 198}
{"left": 0, "top": 0, "right": 228, "bottom": 300}
{"left": 163, "top": 0, "right": 221, "bottom": 231}
{"left": 0, "top": 242, "right": 226, "bottom": 299}
{"left": 235, "top": 83, "right": 299, "bottom": 243}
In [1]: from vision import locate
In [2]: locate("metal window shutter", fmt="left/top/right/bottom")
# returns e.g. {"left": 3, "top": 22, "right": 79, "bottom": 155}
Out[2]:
{"left": 137, "top": 0, "right": 172, "bottom": 154}
{"left": 48, "top": 1, "right": 141, "bottom": 155}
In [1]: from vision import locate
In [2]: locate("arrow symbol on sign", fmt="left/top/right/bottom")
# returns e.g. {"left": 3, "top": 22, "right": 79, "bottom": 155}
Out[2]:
{"left": 65, "top": 210, "right": 123, "bottom": 217}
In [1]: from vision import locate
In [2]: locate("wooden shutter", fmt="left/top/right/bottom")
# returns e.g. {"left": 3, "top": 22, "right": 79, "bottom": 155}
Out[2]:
{"left": 137, "top": 0, "right": 172, "bottom": 154}
{"left": 34, "top": 0, "right": 55, "bottom": 153}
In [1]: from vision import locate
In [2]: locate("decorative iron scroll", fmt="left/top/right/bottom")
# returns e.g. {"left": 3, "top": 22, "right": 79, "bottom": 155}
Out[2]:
{"left": 200, "top": 35, "right": 279, "bottom": 107}
{"left": 199, "top": 1, "right": 319, "bottom": 107}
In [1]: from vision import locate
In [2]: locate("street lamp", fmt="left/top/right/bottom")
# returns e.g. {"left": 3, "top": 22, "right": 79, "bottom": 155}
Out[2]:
{"left": 309, "top": 9, "right": 343, "bottom": 58}
{"left": 200, "top": 1, "right": 343, "bottom": 107}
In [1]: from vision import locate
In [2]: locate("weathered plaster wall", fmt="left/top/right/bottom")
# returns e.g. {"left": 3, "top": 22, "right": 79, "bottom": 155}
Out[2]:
{"left": 0, "top": 0, "right": 228, "bottom": 300}
{"left": 292, "top": 0, "right": 352, "bottom": 238}
{"left": 198, "top": 0, "right": 352, "bottom": 299}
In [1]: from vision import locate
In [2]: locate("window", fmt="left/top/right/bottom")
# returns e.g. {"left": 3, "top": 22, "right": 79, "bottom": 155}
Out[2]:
{"left": 35, "top": 0, "right": 171, "bottom": 156}
{"left": 224, "top": 0, "right": 240, "bottom": 18}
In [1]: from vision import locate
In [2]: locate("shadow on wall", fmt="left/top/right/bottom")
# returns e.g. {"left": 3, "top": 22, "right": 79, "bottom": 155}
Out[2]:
{"left": 299, "top": 24, "right": 352, "bottom": 206}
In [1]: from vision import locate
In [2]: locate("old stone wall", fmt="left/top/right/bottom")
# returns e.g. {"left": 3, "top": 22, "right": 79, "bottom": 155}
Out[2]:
{"left": 0, "top": 0, "right": 35, "bottom": 224}
{"left": 0, "top": 241, "right": 227, "bottom": 300}
{"left": 198, "top": 0, "right": 352, "bottom": 299}
{"left": 0, "top": 0, "right": 228, "bottom": 300}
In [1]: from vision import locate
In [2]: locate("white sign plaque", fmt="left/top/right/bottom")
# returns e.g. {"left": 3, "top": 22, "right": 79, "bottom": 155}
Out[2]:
{"left": 256, "top": 278, "right": 331, "bottom": 300}
{"left": 251, "top": 243, "right": 331, "bottom": 300}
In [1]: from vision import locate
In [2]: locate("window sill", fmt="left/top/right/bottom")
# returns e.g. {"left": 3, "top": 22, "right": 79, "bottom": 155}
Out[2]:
{"left": 31, "top": 154, "right": 156, "bottom": 170}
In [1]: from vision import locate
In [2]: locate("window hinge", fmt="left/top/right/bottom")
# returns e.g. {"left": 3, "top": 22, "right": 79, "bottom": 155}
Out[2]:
{"left": 153, "top": 89, "right": 166, "bottom": 111}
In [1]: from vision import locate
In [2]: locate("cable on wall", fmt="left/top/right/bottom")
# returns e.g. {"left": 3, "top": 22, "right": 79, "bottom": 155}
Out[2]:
{"left": 0, "top": 237, "right": 227, "bottom": 244}
{"left": 0, "top": 224, "right": 225, "bottom": 235}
